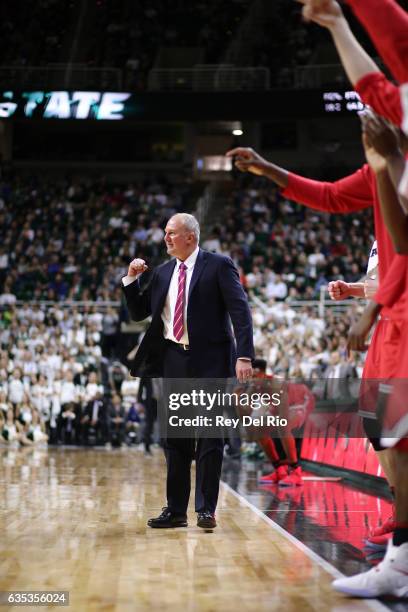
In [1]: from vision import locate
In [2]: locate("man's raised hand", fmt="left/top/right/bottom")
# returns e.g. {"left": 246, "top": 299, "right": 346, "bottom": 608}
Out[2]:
{"left": 226, "top": 147, "right": 269, "bottom": 176}
{"left": 296, "top": 0, "right": 344, "bottom": 29}
{"left": 128, "top": 258, "right": 148, "bottom": 277}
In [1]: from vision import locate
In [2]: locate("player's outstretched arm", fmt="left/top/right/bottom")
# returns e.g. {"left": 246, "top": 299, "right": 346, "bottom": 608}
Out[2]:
{"left": 226, "top": 147, "right": 289, "bottom": 188}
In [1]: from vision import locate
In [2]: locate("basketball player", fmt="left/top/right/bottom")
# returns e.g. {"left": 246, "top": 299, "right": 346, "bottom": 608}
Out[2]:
{"left": 298, "top": 0, "right": 408, "bottom": 598}
{"left": 328, "top": 245, "right": 397, "bottom": 548}
{"left": 237, "top": 358, "right": 315, "bottom": 486}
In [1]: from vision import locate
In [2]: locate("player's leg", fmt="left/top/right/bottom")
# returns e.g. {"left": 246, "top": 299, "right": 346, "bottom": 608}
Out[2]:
{"left": 333, "top": 441, "right": 408, "bottom": 598}
{"left": 360, "top": 322, "right": 397, "bottom": 542}
{"left": 278, "top": 390, "right": 315, "bottom": 487}
{"left": 363, "top": 429, "right": 396, "bottom": 548}
{"left": 258, "top": 435, "right": 289, "bottom": 483}
{"left": 278, "top": 406, "right": 307, "bottom": 487}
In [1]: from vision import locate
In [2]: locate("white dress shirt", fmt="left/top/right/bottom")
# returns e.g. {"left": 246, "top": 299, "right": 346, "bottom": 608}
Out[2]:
{"left": 122, "top": 246, "right": 199, "bottom": 345}
{"left": 162, "top": 246, "right": 199, "bottom": 344}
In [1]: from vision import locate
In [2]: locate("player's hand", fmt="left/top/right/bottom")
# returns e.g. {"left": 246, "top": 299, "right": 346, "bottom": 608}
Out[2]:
{"left": 362, "top": 132, "right": 387, "bottom": 175}
{"left": 327, "top": 280, "right": 351, "bottom": 301}
{"left": 127, "top": 258, "right": 148, "bottom": 277}
{"left": 363, "top": 114, "right": 401, "bottom": 160}
{"left": 347, "top": 304, "right": 379, "bottom": 355}
{"left": 296, "top": 0, "right": 344, "bottom": 30}
{"left": 236, "top": 359, "right": 253, "bottom": 384}
{"left": 226, "top": 147, "right": 269, "bottom": 176}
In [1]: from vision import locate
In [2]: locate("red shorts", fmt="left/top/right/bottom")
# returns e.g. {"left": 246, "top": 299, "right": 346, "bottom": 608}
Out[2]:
{"left": 396, "top": 439, "right": 408, "bottom": 452}
{"left": 359, "top": 318, "right": 402, "bottom": 416}
{"left": 381, "top": 321, "right": 408, "bottom": 445}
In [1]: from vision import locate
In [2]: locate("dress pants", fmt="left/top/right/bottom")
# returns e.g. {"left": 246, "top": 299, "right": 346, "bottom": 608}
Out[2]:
{"left": 162, "top": 342, "right": 224, "bottom": 515}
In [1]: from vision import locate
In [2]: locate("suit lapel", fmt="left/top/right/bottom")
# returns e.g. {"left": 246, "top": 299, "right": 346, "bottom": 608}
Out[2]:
{"left": 188, "top": 249, "right": 208, "bottom": 299}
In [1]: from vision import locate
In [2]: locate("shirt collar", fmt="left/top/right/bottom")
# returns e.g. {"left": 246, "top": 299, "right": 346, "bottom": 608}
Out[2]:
{"left": 177, "top": 245, "right": 199, "bottom": 270}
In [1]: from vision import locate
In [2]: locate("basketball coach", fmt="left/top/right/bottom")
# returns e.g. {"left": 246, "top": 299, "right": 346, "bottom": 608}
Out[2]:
{"left": 122, "top": 213, "right": 254, "bottom": 529}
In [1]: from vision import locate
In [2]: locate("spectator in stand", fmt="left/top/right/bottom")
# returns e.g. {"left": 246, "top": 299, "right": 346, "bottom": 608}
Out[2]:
{"left": 30, "top": 374, "right": 52, "bottom": 427}
{"left": 81, "top": 391, "right": 108, "bottom": 446}
{"left": 0, "top": 390, "right": 9, "bottom": 416}
{"left": 101, "top": 307, "right": 119, "bottom": 358}
{"left": 1, "top": 407, "right": 32, "bottom": 446}
{"left": 108, "top": 360, "right": 128, "bottom": 395}
{"left": 84, "top": 371, "right": 104, "bottom": 404}
{"left": 120, "top": 372, "right": 140, "bottom": 407}
{"left": 8, "top": 367, "right": 26, "bottom": 408}
{"left": 323, "top": 350, "right": 357, "bottom": 400}
{"left": 265, "top": 274, "right": 288, "bottom": 300}
{"left": 27, "top": 409, "right": 48, "bottom": 445}
{"left": 58, "top": 402, "right": 78, "bottom": 445}
{"left": 109, "top": 394, "right": 126, "bottom": 447}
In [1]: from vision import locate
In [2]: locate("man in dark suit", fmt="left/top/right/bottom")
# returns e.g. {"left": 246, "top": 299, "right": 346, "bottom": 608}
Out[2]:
{"left": 81, "top": 392, "right": 108, "bottom": 446}
{"left": 122, "top": 213, "right": 254, "bottom": 529}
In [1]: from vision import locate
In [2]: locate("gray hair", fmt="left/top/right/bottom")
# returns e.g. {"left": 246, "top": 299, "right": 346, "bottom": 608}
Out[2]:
{"left": 172, "top": 213, "right": 200, "bottom": 242}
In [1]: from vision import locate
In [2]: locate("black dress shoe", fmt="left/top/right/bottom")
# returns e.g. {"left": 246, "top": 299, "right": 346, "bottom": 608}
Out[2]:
{"left": 197, "top": 511, "right": 217, "bottom": 529}
{"left": 147, "top": 507, "right": 188, "bottom": 528}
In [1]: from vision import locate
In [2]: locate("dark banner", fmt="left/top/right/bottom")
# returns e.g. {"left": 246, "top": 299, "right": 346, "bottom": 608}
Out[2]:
{"left": 0, "top": 89, "right": 364, "bottom": 121}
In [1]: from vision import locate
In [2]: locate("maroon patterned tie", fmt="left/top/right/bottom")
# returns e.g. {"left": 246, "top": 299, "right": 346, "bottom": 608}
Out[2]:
{"left": 173, "top": 262, "right": 187, "bottom": 341}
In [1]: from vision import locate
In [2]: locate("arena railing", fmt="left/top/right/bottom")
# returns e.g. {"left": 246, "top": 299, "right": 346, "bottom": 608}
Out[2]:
{"left": 11, "top": 293, "right": 361, "bottom": 317}
{"left": 147, "top": 66, "right": 270, "bottom": 91}
{"left": 294, "top": 59, "right": 385, "bottom": 89}
{"left": 13, "top": 300, "right": 121, "bottom": 311}
{"left": 250, "top": 288, "right": 363, "bottom": 318}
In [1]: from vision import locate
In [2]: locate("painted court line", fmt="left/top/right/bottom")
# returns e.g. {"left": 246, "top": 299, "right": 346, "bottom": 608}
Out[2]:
{"left": 221, "top": 481, "right": 390, "bottom": 612}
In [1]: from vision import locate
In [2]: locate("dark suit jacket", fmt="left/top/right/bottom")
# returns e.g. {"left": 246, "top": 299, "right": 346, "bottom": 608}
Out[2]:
{"left": 123, "top": 249, "right": 254, "bottom": 377}
{"left": 84, "top": 399, "right": 107, "bottom": 423}
{"left": 109, "top": 405, "right": 126, "bottom": 425}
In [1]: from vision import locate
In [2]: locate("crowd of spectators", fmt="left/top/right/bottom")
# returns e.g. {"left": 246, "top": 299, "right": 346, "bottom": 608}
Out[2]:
{"left": 0, "top": 170, "right": 373, "bottom": 447}
{"left": 204, "top": 174, "right": 373, "bottom": 301}
{"left": 201, "top": 173, "right": 373, "bottom": 376}
{"left": 0, "top": 174, "right": 193, "bottom": 301}
{"left": 0, "top": 301, "right": 151, "bottom": 448}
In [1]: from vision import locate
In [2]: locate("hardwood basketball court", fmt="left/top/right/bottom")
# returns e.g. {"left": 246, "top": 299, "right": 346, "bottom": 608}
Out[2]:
{"left": 0, "top": 447, "right": 388, "bottom": 611}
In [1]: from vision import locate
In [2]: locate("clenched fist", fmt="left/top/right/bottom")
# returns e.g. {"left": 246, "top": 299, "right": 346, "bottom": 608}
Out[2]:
{"left": 327, "top": 280, "right": 351, "bottom": 301}
{"left": 128, "top": 258, "right": 148, "bottom": 277}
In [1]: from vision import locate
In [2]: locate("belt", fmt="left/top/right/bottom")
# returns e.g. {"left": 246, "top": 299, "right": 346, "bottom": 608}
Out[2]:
{"left": 165, "top": 339, "right": 190, "bottom": 351}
